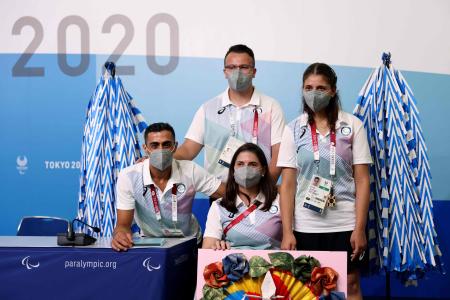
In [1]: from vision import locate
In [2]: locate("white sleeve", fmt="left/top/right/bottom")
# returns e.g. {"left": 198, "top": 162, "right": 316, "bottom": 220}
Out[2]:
{"left": 115, "top": 171, "right": 135, "bottom": 210}
{"left": 270, "top": 100, "right": 286, "bottom": 145}
{"left": 203, "top": 201, "right": 223, "bottom": 239}
{"left": 191, "top": 161, "right": 221, "bottom": 196}
{"left": 185, "top": 105, "right": 205, "bottom": 145}
{"left": 276, "top": 126, "right": 297, "bottom": 168}
{"left": 352, "top": 118, "right": 373, "bottom": 165}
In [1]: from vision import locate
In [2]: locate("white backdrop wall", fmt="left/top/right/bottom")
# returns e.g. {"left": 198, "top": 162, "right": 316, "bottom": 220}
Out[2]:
{"left": 2, "top": 0, "right": 450, "bottom": 74}
{"left": 0, "top": 0, "right": 449, "bottom": 237}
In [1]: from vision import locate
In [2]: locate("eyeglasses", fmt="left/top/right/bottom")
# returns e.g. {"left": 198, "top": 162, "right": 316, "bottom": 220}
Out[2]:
{"left": 224, "top": 64, "right": 254, "bottom": 73}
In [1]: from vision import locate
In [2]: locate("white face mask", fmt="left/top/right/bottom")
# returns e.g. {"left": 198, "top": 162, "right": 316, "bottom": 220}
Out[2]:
{"left": 149, "top": 149, "right": 173, "bottom": 171}
{"left": 234, "top": 166, "right": 262, "bottom": 188}
{"left": 303, "top": 90, "right": 332, "bottom": 112}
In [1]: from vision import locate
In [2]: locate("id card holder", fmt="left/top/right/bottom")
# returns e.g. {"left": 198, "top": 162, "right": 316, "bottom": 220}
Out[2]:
{"left": 303, "top": 175, "right": 332, "bottom": 214}
{"left": 163, "top": 228, "right": 184, "bottom": 237}
{"left": 218, "top": 136, "right": 245, "bottom": 168}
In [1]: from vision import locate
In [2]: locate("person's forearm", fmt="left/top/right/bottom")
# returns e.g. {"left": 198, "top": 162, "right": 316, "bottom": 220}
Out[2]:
{"left": 114, "top": 209, "right": 134, "bottom": 235}
{"left": 269, "top": 143, "right": 281, "bottom": 182}
{"left": 280, "top": 190, "right": 294, "bottom": 233}
{"left": 174, "top": 139, "right": 203, "bottom": 160}
{"left": 210, "top": 182, "right": 226, "bottom": 199}
{"left": 280, "top": 169, "right": 296, "bottom": 234}
{"left": 269, "top": 164, "right": 281, "bottom": 183}
{"left": 113, "top": 225, "right": 131, "bottom": 235}
{"left": 355, "top": 192, "right": 369, "bottom": 231}
{"left": 354, "top": 165, "right": 370, "bottom": 231}
{"left": 173, "top": 145, "right": 192, "bottom": 160}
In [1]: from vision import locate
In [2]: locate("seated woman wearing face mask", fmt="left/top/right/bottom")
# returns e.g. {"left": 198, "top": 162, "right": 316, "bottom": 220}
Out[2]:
{"left": 202, "top": 143, "right": 282, "bottom": 250}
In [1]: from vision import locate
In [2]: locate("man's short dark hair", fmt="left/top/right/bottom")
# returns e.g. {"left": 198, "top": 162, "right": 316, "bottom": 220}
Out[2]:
{"left": 144, "top": 122, "right": 176, "bottom": 143}
{"left": 224, "top": 44, "right": 255, "bottom": 66}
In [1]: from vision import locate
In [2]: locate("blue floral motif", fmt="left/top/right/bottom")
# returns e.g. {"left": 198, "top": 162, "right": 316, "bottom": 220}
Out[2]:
{"left": 222, "top": 253, "right": 249, "bottom": 282}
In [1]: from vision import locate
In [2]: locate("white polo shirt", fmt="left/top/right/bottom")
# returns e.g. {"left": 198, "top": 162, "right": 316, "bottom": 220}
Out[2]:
{"left": 185, "top": 88, "right": 285, "bottom": 180}
{"left": 204, "top": 193, "right": 282, "bottom": 249}
{"left": 116, "top": 159, "right": 221, "bottom": 241}
{"left": 277, "top": 111, "right": 372, "bottom": 233}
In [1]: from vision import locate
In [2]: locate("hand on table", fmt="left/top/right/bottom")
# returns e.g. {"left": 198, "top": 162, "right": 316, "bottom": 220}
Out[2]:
{"left": 111, "top": 231, "right": 133, "bottom": 251}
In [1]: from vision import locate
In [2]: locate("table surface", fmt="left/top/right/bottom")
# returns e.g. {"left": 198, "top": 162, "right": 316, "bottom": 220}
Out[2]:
{"left": 0, "top": 235, "right": 197, "bottom": 300}
{"left": 0, "top": 235, "right": 195, "bottom": 249}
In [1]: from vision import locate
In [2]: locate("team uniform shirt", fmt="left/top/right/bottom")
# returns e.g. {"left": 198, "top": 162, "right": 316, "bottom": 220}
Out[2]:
{"left": 116, "top": 159, "right": 221, "bottom": 242}
{"left": 277, "top": 111, "right": 372, "bottom": 233}
{"left": 204, "top": 193, "right": 282, "bottom": 249}
{"left": 185, "top": 88, "right": 285, "bottom": 181}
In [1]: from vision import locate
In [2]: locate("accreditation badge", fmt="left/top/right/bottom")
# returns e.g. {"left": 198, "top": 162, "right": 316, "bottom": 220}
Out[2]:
{"left": 302, "top": 175, "right": 332, "bottom": 214}
{"left": 218, "top": 136, "right": 245, "bottom": 168}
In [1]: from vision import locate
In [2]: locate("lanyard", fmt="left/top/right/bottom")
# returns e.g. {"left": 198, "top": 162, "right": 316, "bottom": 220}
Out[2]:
{"left": 252, "top": 108, "right": 259, "bottom": 144}
{"left": 223, "top": 200, "right": 261, "bottom": 236}
{"left": 229, "top": 105, "right": 259, "bottom": 144}
{"left": 148, "top": 184, "right": 178, "bottom": 223}
{"left": 310, "top": 123, "right": 336, "bottom": 177}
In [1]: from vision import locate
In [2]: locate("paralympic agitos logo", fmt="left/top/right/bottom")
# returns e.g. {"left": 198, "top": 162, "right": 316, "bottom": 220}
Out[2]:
{"left": 22, "top": 256, "right": 40, "bottom": 270}
{"left": 142, "top": 257, "right": 161, "bottom": 272}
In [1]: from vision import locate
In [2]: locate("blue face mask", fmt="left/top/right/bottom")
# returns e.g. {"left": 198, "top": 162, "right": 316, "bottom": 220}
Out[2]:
{"left": 227, "top": 69, "right": 253, "bottom": 92}
{"left": 303, "top": 90, "right": 332, "bottom": 112}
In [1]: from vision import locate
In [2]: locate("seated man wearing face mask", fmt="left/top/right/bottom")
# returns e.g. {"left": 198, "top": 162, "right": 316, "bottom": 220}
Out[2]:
{"left": 174, "top": 44, "right": 285, "bottom": 190}
{"left": 111, "top": 122, "right": 225, "bottom": 251}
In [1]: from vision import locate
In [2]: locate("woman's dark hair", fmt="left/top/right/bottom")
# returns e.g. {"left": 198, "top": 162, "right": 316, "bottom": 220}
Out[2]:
{"left": 220, "top": 143, "right": 277, "bottom": 214}
{"left": 302, "top": 63, "right": 341, "bottom": 132}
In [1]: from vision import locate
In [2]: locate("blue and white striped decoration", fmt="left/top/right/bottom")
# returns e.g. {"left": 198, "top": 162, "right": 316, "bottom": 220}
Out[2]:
{"left": 77, "top": 62, "right": 147, "bottom": 237}
{"left": 353, "top": 53, "right": 443, "bottom": 284}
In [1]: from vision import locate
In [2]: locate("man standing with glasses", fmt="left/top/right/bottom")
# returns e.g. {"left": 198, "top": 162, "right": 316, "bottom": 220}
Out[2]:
{"left": 175, "top": 44, "right": 285, "bottom": 193}
{"left": 112, "top": 122, "right": 224, "bottom": 251}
